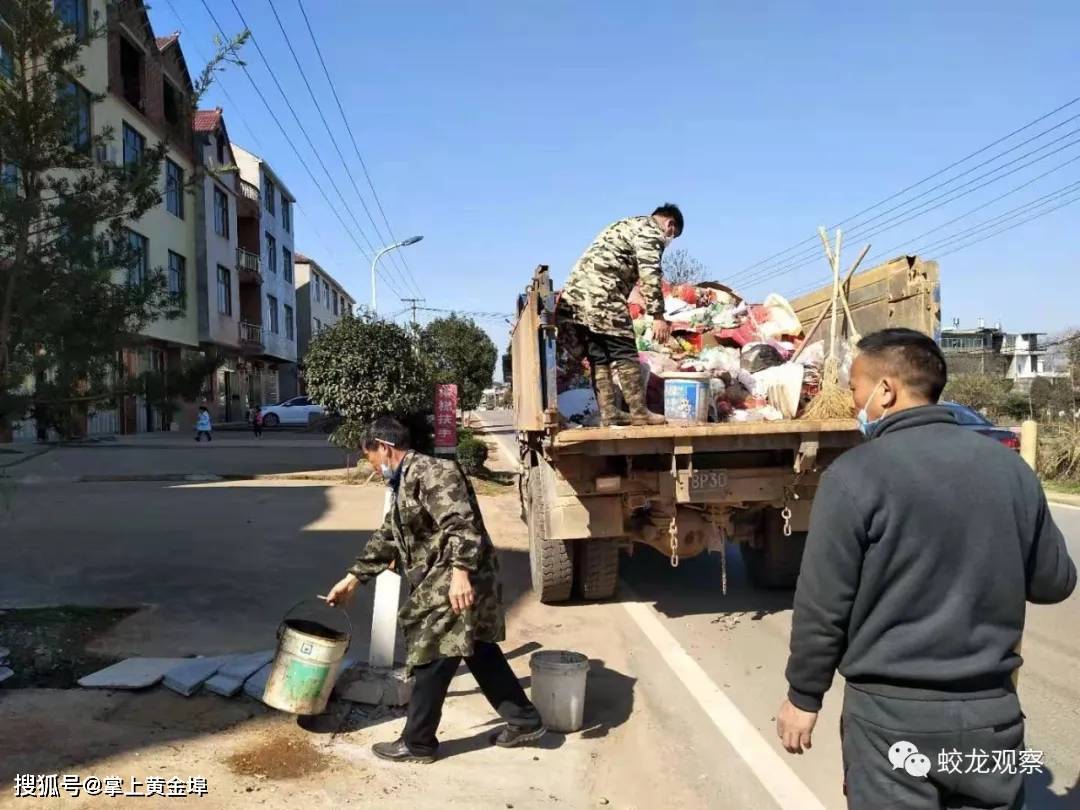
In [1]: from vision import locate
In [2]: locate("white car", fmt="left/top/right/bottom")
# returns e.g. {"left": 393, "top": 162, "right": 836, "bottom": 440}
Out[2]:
{"left": 259, "top": 396, "right": 325, "bottom": 427}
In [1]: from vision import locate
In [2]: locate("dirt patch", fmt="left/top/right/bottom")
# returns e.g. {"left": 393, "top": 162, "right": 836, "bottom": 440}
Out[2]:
{"left": 0, "top": 605, "right": 136, "bottom": 688}
{"left": 226, "top": 732, "right": 333, "bottom": 780}
{"left": 470, "top": 468, "right": 516, "bottom": 497}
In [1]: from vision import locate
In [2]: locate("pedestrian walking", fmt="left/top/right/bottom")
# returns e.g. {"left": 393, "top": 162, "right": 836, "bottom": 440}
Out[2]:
{"left": 325, "top": 416, "right": 546, "bottom": 763}
{"left": 557, "top": 203, "right": 683, "bottom": 427}
{"left": 250, "top": 405, "right": 263, "bottom": 439}
{"left": 776, "top": 328, "right": 1076, "bottom": 810}
{"left": 194, "top": 405, "right": 213, "bottom": 443}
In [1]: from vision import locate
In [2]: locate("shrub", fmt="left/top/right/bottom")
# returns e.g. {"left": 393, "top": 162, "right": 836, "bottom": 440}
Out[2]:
{"left": 456, "top": 436, "right": 489, "bottom": 475}
{"left": 1038, "top": 421, "right": 1080, "bottom": 483}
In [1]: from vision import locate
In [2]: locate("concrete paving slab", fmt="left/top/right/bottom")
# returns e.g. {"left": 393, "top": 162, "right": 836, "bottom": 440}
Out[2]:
{"left": 0, "top": 647, "right": 10, "bottom": 660}
{"left": 0, "top": 666, "right": 13, "bottom": 684}
{"left": 218, "top": 649, "right": 275, "bottom": 680}
{"left": 241, "top": 662, "right": 273, "bottom": 701}
{"left": 203, "top": 673, "right": 244, "bottom": 697}
{"left": 162, "top": 656, "right": 229, "bottom": 697}
{"left": 77, "top": 657, "right": 188, "bottom": 689}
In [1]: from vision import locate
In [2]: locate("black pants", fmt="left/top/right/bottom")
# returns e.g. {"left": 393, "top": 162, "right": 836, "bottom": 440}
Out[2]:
{"left": 252, "top": 424, "right": 262, "bottom": 437}
{"left": 195, "top": 431, "right": 212, "bottom": 442}
{"left": 577, "top": 326, "right": 638, "bottom": 368}
{"left": 841, "top": 684, "right": 1025, "bottom": 810}
{"left": 403, "top": 641, "right": 542, "bottom": 755}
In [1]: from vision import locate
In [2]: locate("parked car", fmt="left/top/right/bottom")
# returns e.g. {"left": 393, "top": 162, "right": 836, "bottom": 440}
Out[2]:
{"left": 941, "top": 401, "right": 1020, "bottom": 451}
{"left": 259, "top": 396, "right": 325, "bottom": 427}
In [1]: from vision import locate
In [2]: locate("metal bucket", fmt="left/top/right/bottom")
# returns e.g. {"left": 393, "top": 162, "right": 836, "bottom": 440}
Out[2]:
{"left": 263, "top": 599, "right": 352, "bottom": 715}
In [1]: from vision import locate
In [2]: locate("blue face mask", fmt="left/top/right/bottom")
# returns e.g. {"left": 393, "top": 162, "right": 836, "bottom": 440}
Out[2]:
{"left": 856, "top": 381, "right": 887, "bottom": 438}
{"left": 379, "top": 463, "right": 393, "bottom": 479}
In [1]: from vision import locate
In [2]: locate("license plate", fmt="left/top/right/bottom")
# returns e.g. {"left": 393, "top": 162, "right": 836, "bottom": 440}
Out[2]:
{"left": 688, "top": 470, "right": 729, "bottom": 498}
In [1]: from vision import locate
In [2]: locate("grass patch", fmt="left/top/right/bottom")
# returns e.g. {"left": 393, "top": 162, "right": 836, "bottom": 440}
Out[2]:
{"left": 1044, "top": 479, "right": 1080, "bottom": 495}
{"left": 469, "top": 468, "right": 516, "bottom": 497}
{"left": 0, "top": 605, "right": 137, "bottom": 689}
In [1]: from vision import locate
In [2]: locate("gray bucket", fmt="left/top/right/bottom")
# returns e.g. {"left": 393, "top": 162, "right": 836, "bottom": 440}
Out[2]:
{"left": 263, "top": 599, "right": 352, "bottom": 715}
{"left": 529, "top": 650, "right": 589, "bottom": 733}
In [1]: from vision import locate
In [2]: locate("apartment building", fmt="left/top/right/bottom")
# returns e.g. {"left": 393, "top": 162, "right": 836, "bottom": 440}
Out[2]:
{"left": 231, "top": 144, "right": 298, "bottom": 404}
{"left": 294, "top": 253, "right": 356, "bottom": 367}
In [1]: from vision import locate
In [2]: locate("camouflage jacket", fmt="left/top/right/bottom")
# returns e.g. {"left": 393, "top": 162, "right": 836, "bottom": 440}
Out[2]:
{"left": 347, "top": 452, "right": 505, "bottom": 670}
{"left": 560, "top": 215, "right": 667, "bottom": 338}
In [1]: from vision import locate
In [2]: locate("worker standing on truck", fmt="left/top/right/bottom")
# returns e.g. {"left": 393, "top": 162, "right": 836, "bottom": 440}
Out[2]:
{"left": 324, "top": 417, "right": 546, "bottom": 764}
{"left": 776, "top": 328, "right": 1076, "bottom": 810}
{"left": 558, "top": 203, "right": 683, "bottom": 427}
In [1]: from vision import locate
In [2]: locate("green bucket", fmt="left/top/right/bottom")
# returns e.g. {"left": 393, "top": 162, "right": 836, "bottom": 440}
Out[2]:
{"left": 262, "top": 599, "right": 352, "bottom": 715}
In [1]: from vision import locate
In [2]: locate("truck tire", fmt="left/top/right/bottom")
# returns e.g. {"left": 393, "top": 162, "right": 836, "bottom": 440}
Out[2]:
{"left": 527, "top": 469, "right": 574, "bottom": 603}
{"left": 576, "top": 540, "right": 620, "bottom": 600}
{"left": 741, "top": 510, "right": 806, "bottom": 590}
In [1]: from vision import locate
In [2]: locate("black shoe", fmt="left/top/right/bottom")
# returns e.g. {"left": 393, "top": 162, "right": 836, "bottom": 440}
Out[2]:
{"left": 492, "top": 723, "right": 547, "bottom": 748}
{"left": 371, "top": 738, "right": 436, "bottom": 764}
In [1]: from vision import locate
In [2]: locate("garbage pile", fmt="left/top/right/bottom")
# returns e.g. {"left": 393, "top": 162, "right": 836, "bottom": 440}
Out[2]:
{"left": 557, "top": 280, "right": 843, "bottom": 426}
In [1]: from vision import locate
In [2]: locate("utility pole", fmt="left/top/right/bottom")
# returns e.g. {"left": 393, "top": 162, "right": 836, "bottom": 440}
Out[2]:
{"left": 400, "top": 298, "right": 425, "bottom": 326}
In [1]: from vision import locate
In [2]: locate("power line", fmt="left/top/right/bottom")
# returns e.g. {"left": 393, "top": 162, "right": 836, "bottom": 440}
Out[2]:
{"left": 296, "top": 0, "right": 424, "bottom": 298}
{"left": 738, "top": 127, "right": 1080, "bottom": 290}
{"left": 196, "top": 0, "right": 405, "bottom": 302}
{"left": 933, "top": 192, "right": 1080, "bottom": 259}
{"left": 731, "top": 95, "right": 1080, "bottom": 279}
{"left": 264, "top": 0, "right": 421, "bottom": 298}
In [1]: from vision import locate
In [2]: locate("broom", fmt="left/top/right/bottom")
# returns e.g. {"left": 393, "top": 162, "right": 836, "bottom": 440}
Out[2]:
{"left": 801, "top": 227, "right": 858, "bottom": 420}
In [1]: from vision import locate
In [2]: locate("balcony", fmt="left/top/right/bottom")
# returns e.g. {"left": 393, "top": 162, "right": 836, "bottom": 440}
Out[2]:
{"left": 237, "top": 179, "right": 261, "bottom": 220}
{"left": 239, "top": 321, "right": 264, "bottom": 354}
{"left": 237, "top": 248, "right": 262, "bottom": 285}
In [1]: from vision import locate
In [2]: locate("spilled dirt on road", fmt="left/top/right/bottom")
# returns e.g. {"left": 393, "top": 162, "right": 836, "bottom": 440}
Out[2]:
{"left": 226, "top": 732, "right": 334, "bottom": 780}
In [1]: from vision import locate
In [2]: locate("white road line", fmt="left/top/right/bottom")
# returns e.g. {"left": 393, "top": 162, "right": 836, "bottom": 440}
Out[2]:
{"left": 621, "top": 588, "right": 827, "bottom": 810}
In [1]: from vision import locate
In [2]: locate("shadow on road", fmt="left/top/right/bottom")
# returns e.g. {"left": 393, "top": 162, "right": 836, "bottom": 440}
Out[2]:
{"left": 620, "top": 543, "right": 793, "bottom": 620}
{"left": 1025, "top": 766, "right": 1080, "bottom": 809}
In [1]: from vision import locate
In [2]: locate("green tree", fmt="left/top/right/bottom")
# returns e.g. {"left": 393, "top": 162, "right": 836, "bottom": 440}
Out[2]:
{"left": 419, "top": 315, "right": 497, "bottom": 412}
{"left": 662, "top": 248, "right": 708, "bottom": 286}
{"left": 0, "top": 1, "right": 245, "bottom": 436}
{"left": 304, "top": 313, "right": 432, "bottom": 450}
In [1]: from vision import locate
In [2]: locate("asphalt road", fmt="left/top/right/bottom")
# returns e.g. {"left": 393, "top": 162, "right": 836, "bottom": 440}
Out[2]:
{"left": 477, "top": 410, "right": 1080, "bottom": 808}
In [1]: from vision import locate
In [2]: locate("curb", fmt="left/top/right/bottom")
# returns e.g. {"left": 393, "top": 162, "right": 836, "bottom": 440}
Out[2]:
{"left": 3, "top": 471, "right": 366, "bottom": 486}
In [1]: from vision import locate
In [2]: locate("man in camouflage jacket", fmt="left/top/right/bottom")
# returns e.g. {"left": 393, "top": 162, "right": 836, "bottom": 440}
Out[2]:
{"left": 326, "top": 417, "right": 545, "bottom": 764}
{"left": 558, "top": 203, "right": 684, "bottom": 427}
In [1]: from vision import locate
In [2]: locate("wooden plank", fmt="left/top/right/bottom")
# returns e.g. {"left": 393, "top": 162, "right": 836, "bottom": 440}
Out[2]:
{"left": 511, "top": 273, "right": 545, "bottom": 432}
{"left": 553, "top": 418, "right": 859, "bottom": 446}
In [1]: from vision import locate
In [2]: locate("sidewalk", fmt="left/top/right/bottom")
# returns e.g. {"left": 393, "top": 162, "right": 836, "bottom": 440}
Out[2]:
{"left": 1046, "top": 489, "right": 1080, "bottom": 508}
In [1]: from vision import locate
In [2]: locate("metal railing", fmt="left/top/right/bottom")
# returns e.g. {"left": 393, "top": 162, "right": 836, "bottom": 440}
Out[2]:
{"left": 239, "top": 321, "right": 263, "bottom": 348}
{"left": 236, "top": 248, "right": 260, "bottom": 274}
{"left": 240, "top": 179, "right": 260, "bottom": 203}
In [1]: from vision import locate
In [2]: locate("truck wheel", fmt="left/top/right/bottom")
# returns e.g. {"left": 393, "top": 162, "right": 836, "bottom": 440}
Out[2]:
{"left": 576, "top": 540, "right": 620, "bottom": 600}
{"left": 741, "top": 510, "right": 806, "bottom": 590}
{"left": 527, "top": 469, "right": 574, "bottom": 603}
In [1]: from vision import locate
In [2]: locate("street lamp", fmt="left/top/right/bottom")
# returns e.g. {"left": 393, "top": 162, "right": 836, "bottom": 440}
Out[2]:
{"left": 371, "top": 235, "right": 423, "bottom": 313}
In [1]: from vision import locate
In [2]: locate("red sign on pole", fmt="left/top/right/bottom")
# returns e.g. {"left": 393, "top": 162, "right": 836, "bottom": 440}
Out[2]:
{"left": 434, "top": 384, "right": 458, "bottom": 455}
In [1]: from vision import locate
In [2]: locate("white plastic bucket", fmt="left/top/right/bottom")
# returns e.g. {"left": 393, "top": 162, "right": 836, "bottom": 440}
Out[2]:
{"left": 529, "top": 650, "right": 589, "bottom": 733}
{"left": 663, "top": 373, "right": 710, "bottom": 424}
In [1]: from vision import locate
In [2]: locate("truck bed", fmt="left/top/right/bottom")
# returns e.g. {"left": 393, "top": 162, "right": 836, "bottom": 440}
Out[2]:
{"left": 551, "top": 418, "right": 861, "bottom": 455}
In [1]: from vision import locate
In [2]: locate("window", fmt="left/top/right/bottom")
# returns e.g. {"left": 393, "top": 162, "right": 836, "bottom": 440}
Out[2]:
{"left": 167, "top": 251, "right": 185, "bottom": 306}
{"left": 216, "top": 266, "right": 232, "bottom": 315}
{"left": 314, "top": 317, "right": 322, "bottom": 333}
{"left": 312, "top": 274, "right": 320, "bottom": 302}
{"left": 58, "top": 79, "right": 91, "bottom": 150}
{"left": 119, "top": 36, "right": 143, "bottom": 110}
{"left": 54, "top": 0, "right": 88, "bottom": 40}
{"left": 283, "top": 247, "right": 292, "bottom": 283}
{"left": 0, "top": 38, "right": 13, "bottom": 82}
{"left": 281, "top": 198, "right": 291, "bottom": 233}
{"left": 165, "top": 159, "right": 184, "bottom": 218}
{"left": 215, "top": 133, "right": 226, "bottom": 165}
{"left": 213, "top": 186, "right": 229, "bottom": 238}
{"left": 162, "top": 79, "right": 181, "bottom": 128}
{"left": 0, "top": 162, "right": 18, "bottom": 194}
{"left": 332, "top": 291, "right": 339, "bottom": 316}
{"left": 285, "top": 304, "right": 294, "bottom": 340}
{"left": 265, "top": 232, "right": 277, "bottom": 274}
{"left": 122, "top": 122, "right": 144, "bottom": 170}
{"left": 267, "top": 294, "right": 279, "bottom": 335}
{"left": 324, "top": 281, "right": 331, "bottom": 307}
{"left": 264, "top": 176, "right": 276, "bottom": 215}
{"left": 125, "top": 229, "right": 148, "bottom": 285}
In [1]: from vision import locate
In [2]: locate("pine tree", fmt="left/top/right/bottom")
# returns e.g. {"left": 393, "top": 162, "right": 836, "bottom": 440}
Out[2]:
{"left": 0, "top": 0, "right": 245, "bottom": 436}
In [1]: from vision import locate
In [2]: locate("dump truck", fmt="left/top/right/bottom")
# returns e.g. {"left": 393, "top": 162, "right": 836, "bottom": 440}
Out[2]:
{"left": 510, "top": 256, "right": 940, "bottom": 602}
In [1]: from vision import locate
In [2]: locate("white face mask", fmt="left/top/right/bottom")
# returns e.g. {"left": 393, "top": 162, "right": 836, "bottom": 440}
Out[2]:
{"left": 856, "top": 380, "right": 888, "bottom": 438}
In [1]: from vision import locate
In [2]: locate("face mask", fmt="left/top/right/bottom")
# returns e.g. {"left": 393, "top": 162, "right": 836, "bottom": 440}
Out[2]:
{"left": 379, "top": 462, "right": 393, "bottom": 479}
{"left": 662, "top": 233, "right": 675, "bottom": 247}
{"left": 856, "top": 380, "right": 888, "bottom": 438}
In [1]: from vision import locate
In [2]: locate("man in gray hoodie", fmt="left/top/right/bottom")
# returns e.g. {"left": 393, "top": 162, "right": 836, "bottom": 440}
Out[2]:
{"left": 777, "top": 328, "right": 1076, "bottom": 810}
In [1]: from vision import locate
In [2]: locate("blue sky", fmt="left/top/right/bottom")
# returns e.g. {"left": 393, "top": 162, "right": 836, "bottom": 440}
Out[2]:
{"left": 151, "top": 1, "right": 1079, "bottom": 362}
